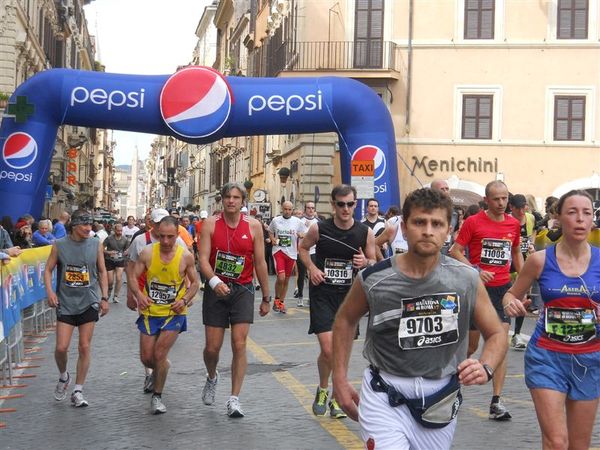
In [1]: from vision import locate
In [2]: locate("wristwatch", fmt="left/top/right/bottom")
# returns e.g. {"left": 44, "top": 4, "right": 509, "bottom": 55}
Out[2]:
{"left": 262, "top": 296, "right": 271, "bottom": 303}
{"left": 482, "top": 363, "right": 494, "bottom": 381}
{"left": 101, "top": 297, "right": 109, "bottom": 302}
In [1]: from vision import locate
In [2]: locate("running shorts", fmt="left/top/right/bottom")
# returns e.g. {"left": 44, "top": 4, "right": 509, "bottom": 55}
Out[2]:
{"left": 57, "top": 305, "right": 99, "bottom": 327}
{"left": 136, "top": 315, "right": 187, "bottom": 336}
{"left": 202, "top": 282, "right": 254, "bottom": 328}
{"left": 308, "top": 285, "right": 348, "bottom": 334}
{"left": 273, "top": 251, "right": 295, "bottom": 277}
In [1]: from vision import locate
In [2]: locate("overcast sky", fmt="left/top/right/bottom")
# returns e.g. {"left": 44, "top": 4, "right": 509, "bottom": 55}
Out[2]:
{"left": 83, "top": 0, "right": 212, "bottom": 166}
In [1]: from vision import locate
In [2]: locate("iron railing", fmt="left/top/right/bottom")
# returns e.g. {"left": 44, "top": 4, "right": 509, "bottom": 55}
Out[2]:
{"left": 261, "top": 40, "right": 400, "bottom": 77}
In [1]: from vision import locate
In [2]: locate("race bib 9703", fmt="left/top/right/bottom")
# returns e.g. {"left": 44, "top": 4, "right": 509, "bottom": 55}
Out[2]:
{"left": 398, "top": 293, "right": 460, "bottom": 350}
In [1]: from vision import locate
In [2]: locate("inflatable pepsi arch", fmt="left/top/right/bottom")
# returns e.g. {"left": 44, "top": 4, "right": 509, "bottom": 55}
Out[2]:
{"left": 0, "top": 66, "right": 399, "bottom": 221}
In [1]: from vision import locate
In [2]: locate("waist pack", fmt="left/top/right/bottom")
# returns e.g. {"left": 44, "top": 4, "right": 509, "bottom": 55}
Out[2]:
{"left": 369, "top": 366, "right": 462, "bottom": 429}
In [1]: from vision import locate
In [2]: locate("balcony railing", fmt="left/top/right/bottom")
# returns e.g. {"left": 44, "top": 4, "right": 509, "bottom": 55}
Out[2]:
{"left": 262, "top": 40, "right": 399, "bottom": 77}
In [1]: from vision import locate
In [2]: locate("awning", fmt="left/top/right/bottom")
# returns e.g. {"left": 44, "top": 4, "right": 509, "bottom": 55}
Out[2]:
{"left": 450, "top": 189, "right": 483, "bottom": 207}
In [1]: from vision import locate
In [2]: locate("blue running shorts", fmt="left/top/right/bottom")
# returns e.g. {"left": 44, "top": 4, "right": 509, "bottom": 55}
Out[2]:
{"left": 524, "top": 344, "right": 600, "bottom": 401}
{"left": 136, "top": 315, "right": 187, "bottom": 336}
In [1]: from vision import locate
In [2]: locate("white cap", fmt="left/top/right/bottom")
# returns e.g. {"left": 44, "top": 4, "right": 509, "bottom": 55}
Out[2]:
{"left": 241, "top": 206, "right": 248, "bottom": 213}
{"left": 200, "top": 210, "right": 208, "bottom": 219}
{"left": 151, "top": 208, "right": 169, "bottom": 223}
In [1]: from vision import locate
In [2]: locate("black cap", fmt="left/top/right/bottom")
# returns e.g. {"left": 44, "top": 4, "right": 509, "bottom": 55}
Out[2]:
{"left": 510, "top": 194, "right": 527, "bottom": 208}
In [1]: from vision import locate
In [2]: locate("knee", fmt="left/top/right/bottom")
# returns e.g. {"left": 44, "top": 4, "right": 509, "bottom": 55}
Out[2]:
{"left": 203, "top": 344, "right": 220, "bottom": 360}
{"left": 543, "top": 433, "right": 568, "bottom": 450}
{"left": 231, "top": 338, "right": 247, "bottom": 355}
{"left": 319, "top": 346, "right": 333, "bottom": 363}
{"left": 140, "top": 352, "right": 153, "bottom": 367}
{"left": 55, "top": 345, "right": 68, "bottom": 356}
{"left": 78, "top": 342, "right": 91, "bottom": 357}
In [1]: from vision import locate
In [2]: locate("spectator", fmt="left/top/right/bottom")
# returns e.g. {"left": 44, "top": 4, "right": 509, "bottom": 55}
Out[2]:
{"left": 32, "top": 219, "right": 56, "bottom": 247}
{"left": 525, "top": 195, "right": 543, "bottom": 226}
{"left": 53, "top": 211, "right": 70, "bottom": 239}
{"left": 0, "top": 251, "right": 11, "bottom": 264}
{"left": 13, "top": 224, "right": 33, "bottom": 249}
{"left": 0, "top": 221, "right": 22, "bottom": 257}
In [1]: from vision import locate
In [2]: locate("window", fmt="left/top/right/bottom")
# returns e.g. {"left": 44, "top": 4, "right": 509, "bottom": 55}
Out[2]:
{"left": 462, "top": 95, "right": 493, "bottom": 139}
{"left": 557, "top": 0, "right": 588, "bottom": 39}
{"left": 354, "top": 0, "right": 384, "bottom": 68}
{"left": 464, "top": 0, "right": 495, "bottom": 39}
{"left": 554, "top": 96, "right": 585, "bottom": 140}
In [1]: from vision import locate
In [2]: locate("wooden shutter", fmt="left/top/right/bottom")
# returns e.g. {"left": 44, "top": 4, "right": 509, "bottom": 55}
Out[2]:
{"left": 462, "top": 95, "right": 493, "bottom": 139}
{"left": 354, "top": 0, "right": 384, "bottom": 68}
{"left": 554, "top": 96, "right": 585, "bottom": 140}
{"left": 464, "top": 0, "right": 495, "bottom": 39}
{"left": 557, "top": 0, "right": 588, "bottom": 39}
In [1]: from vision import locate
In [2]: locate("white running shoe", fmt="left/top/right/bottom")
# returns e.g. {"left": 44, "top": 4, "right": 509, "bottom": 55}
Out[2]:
{"left": 297, "top": 297, "right": 304, "bottom": 307}
{"left": 202, "top": 371, "right": 219, "bottom": 405}
{"left": 54, "top": 372, "right": 70, "bottom": 401}
{"left": 71, "top": 390, "right": 88, "bottom": 407}
{"left": 151, "top": 395, "right": 167, "bottom": 414}
{"left": 226, "top": 396, "right": 245, "bottom": 418}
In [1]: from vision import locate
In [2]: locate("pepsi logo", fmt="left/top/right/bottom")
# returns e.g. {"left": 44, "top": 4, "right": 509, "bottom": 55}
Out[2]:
{"left": 351, "top": 145, "right": 386, "bottom": 181}
{"left": 160, "top": 66, "right": 232, "bottom": 139}
{"left": 2, "top": 132, "right": 38, "bottom": 170}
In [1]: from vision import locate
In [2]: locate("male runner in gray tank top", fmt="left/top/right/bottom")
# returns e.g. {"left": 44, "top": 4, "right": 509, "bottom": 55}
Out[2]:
{"left": 44, "top": 209, "right": 109, "bottom": 407}
{"left": 332, "top": 188, "right": 508, "bottom": 449}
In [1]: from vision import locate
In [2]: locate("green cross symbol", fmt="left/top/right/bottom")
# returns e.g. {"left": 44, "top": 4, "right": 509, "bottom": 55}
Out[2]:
{"left": 7, "top": 96, "right": 35, "bottom": 123}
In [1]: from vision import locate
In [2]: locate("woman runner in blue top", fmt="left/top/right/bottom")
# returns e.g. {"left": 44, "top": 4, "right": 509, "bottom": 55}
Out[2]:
{"left": 503, "top": 190, "right": 600, "bottom": 450}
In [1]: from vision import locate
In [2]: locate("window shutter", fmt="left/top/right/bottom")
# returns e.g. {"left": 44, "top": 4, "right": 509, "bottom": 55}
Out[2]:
{"left": 554, "top": 96, "right": 585, "bottom": 141}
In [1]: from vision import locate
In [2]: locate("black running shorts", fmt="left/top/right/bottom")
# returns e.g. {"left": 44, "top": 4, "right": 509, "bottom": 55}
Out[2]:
{"left": 202, "top": 283, "right": 255, "bottom": 328}
{"left": 308, "top": 285, "right": 349, "bottom": 334}
{"left": 57, "top": 305, "right": 99, "bottom": 327}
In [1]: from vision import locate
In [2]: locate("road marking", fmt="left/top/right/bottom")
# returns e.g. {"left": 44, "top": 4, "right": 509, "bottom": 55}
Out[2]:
{"left": 466, "top": 407, "right": 489, "bottom": 419}
{"left": 258, "top": 317, "right": 307, "bottom": 323}
{"left": 247, "top": 337, "right": 363, "bottom": 449}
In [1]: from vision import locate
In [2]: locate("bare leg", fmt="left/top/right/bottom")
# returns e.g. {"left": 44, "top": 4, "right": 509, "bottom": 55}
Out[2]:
{"left": 230, "top": 323, "right": 250, "bottom": 397}
{"left": 106, "top": 270, "right": 115, "bottom": 298}
{"left": 204, "top": 326, "right": 225, "bottom": 379}
{"left": 492, "top": 323, "right": 510, "bottom": 396}
{"left": 114, "top": 267, "right": 124, "bottom": 298}
{"left": 565, "top": 397, "right": 599, "bottom": 450}
{"left": 151, "top": 331, "right": 179, "bottom": 393}
{"left": 55, "top": 321, "right": 76, "bottom": 374}
{"left": 140, "top": 333, "right": 158, "bottom": 370}
{"left": 530, "top": 388, "right": 569, "bottom": 450}
{"left": 74, "top": 321, "right": 96, "bottom": 385}
{"left": 316, "top": 331, "right": 333, "bottom": 390}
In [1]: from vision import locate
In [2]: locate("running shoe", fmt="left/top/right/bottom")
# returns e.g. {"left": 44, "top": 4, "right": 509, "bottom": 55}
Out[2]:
{"left": 510, "top": 334, "right": 527, "bottom": 351}
{"left": 71, "top": 390, "right": 88, "bottom": 407}
{"left": 202, "top": 371, "right": 219, "bottom": 405}
{"left": 112, "top": 296, "right": 119, "bottom": 303}
{"left": 143, "top": 373, "right": 155, "bottom": 394}
{"left": 489, "top": 401, "right": 512, "bottom": 420}
{"left": 293, "top": 288, "right": 299, "bottom": 298}
{"left": 226, "top": 396, "right": 245, "bottom": 418}
{"left": 329, "top": 399, "right": 347, "bottom": 419}
{"left": 312, "top": 388, "right": 329, "bottom": 416}
{"left": 151, "top": 395, "right": 167, "bottom": 414}
{"left": 273, "top": 299, "right": 286, "bottom": 313}
{"left": 54, "top": 372, "right": 70, "bottom": 401}
{"left": 255, "top": 284, "right": 260, "bottom": 291}
{"left": 297, "top": 297, "right": 304, "bottom": 307}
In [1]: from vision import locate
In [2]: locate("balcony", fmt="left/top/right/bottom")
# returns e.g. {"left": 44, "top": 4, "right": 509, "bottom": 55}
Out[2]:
{"left": 261, "top": 40, "right": 401, "bottom": 79}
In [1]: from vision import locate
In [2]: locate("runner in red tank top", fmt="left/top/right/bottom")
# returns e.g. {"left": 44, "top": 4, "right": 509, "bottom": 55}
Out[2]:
{"left": 198, "top": 182, "right": 271, "bottom": 418}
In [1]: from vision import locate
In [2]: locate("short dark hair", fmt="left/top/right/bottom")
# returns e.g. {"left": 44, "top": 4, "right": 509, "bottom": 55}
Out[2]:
{"left": 366, "top": 198, "right": 378, "bottom": 206}
{"left": 402, "top": 188, "right": 453, "bottom": 224}
{"left": 159, "top": 216, "right": 179, "bottom": 229}
{"left": 331, "top": 184, "right": 356, "bottom": 201}
{"left": 555, "top": 190, "right": 593, "bottom": 215}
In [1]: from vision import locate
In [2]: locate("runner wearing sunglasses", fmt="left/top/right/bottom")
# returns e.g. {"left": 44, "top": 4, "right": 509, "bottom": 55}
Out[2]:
{"left": 299, "top": 184, "right": 376, "bottom": 419}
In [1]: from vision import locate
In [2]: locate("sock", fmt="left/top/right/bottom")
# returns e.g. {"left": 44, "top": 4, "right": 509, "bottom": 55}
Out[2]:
{"left": 229, "top": 395, "right": 239, "bottom": 401}
{"left": 59, "top": 371, "right": 68, "bottom": 381}
{"left": 514, "top": 316, "right": 524, "bottom": 335}
{"left": 145, "top": 367, "right": 153, "bottom": 376}
{"left": 318, "top": 386, "right": 328, "bottom": 393}
{"left": 153, "top": 392, "right": 162, "bottom": 398}
{"left": 491, "top": 395, "right": 500, "bottom": 405}
{"left": 74, "top": 384, "right": 83, "bottom": 393}
{"left": 208, "top": 373, "right": 218, "bottom": 382}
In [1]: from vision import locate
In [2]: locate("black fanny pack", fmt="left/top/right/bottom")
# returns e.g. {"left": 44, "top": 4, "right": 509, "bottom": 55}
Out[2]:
{"left": 369, "top": 366, "right": 462, "bottom": 429}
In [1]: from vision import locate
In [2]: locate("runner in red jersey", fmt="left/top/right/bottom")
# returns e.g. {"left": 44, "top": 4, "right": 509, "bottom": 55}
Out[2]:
{"left": 450, "top": 180, "right": 524, "bottom": 421}
{"left": 198, "top": 182, "right": 270, "bottom": 418}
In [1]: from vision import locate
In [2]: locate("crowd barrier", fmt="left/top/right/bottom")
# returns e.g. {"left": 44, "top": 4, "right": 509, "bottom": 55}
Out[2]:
{"left": 0, "top": 246, "right": 55, "bottom": 385}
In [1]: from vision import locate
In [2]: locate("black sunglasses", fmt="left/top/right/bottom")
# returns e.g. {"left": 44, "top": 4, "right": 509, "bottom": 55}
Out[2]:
{"left": 335, "top": 201, "right": 356, "bottom": 208}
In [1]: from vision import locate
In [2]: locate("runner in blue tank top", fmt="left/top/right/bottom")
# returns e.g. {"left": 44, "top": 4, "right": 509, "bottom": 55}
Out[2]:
{"left": 503, "top": 190, "right": 600, "bottom": 450}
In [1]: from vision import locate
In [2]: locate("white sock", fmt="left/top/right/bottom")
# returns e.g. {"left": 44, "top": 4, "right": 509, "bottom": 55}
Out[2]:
{"left": 74, "top": 384, "right": 83, "bottom": 392}
{"left": 60, "top": 372, "right": 68, "bottom": 381}
{"left": 229, "top": 395, "right": 239, "bottom": 401}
